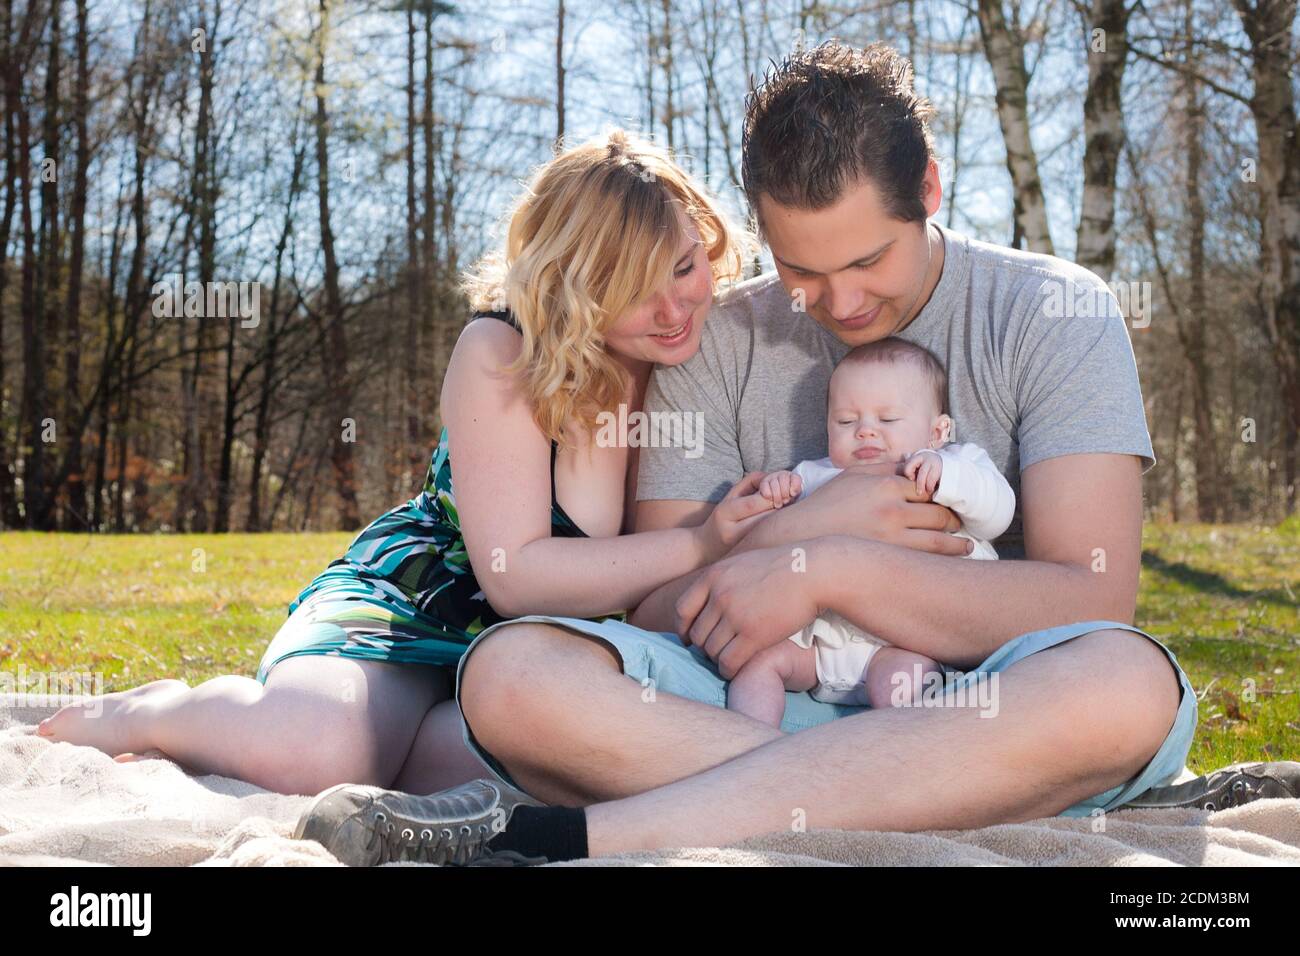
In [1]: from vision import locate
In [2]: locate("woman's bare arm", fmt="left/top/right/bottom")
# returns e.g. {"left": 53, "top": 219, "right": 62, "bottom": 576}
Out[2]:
{"left": 441, "top": 319, "right": 766, "bottom": 619}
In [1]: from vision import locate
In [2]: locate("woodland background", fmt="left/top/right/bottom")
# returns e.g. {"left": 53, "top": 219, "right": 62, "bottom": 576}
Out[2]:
{"left": 1, "top": 0, "right": 1297, "bottom": 534}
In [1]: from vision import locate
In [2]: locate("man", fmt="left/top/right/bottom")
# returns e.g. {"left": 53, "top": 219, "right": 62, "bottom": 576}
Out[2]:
{"left": 293, "top": 41, "right": 1298, "bottom": 866}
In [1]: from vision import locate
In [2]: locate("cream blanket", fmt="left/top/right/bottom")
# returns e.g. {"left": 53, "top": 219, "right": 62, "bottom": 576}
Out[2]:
{"left": 3, "top": 694, "right": 1298, "bottom": 867}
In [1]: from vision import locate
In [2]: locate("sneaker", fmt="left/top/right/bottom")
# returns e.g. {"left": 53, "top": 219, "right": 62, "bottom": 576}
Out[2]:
{"left": 1119, "top": 761, "right": 1300, "bottom": 812}
{"left": 292, "top": 778, "right": 548, "bottom": 866}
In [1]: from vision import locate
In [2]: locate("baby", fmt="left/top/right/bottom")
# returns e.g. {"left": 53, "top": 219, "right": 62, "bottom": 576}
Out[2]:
{"left": 725, "top": 338, "right": 1016, "bottom": 727}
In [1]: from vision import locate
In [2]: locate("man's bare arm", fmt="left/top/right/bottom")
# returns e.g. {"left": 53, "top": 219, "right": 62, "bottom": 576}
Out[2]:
{"left": 812, "top": 453, "right": 1144, "bottom": 668}
{"left": 672, "top": 453, "right": 1145, "bottom": 678}
{"left": 629, "top": 468, "right": 967, "bottom": 632}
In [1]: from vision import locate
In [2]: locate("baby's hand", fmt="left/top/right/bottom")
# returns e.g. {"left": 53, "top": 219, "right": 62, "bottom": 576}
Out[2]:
{"left": 758, "top": 470, "right": 803, "bottom": 508}
{"left": 902, "top": 450, "right": 943, "bottom": 499}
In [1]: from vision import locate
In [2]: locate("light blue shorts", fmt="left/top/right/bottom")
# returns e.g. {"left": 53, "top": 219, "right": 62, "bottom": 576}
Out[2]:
{"left": 454, "top": 616, "right": 1198, "bottom": 818}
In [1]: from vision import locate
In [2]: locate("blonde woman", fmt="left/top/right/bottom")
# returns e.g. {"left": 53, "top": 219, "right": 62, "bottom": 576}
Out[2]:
{"left": 37, "top": 130, "right": 768, "bottom": 796}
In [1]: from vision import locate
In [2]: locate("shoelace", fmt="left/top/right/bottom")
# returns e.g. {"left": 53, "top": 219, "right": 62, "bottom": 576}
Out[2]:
{"left": 1202, "top": 777, "right": 1255, "bottom": 811}
{"left": 365, "top": 812, "right": 496, "bottom": 865}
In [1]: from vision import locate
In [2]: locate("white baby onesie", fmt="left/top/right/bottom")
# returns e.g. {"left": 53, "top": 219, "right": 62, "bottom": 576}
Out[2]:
{"left": 786, "top": 442, "right": 1016, "bottom": 705}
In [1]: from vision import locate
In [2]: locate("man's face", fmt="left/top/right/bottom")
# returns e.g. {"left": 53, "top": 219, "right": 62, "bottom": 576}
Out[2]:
{"left": 758, "top": 162, "right": 942, "bottom": 347}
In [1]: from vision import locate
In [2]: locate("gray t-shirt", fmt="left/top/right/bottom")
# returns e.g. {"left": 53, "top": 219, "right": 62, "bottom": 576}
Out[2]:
{"left": 636, "top": 222, "right": 1155, "bottom": 560}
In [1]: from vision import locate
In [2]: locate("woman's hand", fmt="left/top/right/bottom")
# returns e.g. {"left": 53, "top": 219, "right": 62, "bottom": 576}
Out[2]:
{"left": 693, "top": 472, "right": 776, "bottom": 562}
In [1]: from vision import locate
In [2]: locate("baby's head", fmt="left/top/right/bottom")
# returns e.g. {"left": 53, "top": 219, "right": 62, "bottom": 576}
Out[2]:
{"left": 825, "top": 338, "right": 953, "bottom": 469}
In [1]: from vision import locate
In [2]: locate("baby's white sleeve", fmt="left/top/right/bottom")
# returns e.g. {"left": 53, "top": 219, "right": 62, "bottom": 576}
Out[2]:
{"left": 930, "top": 443, "right": 1016, "bottom": 542}
{"left": 791, "top": 458, "right": 841, "bottom": 500}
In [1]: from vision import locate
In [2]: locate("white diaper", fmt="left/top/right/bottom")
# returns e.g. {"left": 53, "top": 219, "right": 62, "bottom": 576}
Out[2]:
{"left": 788, "top": 611, "right": 890, "bottom": 705}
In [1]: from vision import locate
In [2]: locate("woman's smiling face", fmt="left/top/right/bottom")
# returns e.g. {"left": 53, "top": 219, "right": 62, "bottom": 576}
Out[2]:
{"left": 603, "top": 210, "right": 714, "bottom": 368}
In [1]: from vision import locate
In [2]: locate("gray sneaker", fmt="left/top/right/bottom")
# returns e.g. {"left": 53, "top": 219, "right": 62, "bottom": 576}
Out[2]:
{"left": 292, "top": 778, "right": 548, "bottom": 866}
{"left": 1119, "top": 761, "right": 1300, "bottom": 812}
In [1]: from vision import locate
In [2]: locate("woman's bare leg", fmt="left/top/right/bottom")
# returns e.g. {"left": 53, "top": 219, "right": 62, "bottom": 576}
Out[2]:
{"left": 389, "top": 698, "right": 489, "bottom": 794}
{"left": 38, "top": 657, "right": 446, "bottom": 795}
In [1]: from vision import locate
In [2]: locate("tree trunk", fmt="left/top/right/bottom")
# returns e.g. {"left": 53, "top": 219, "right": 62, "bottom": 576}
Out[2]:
{"left": 214, "top": 299, "right": 237, "bottom": 531}
{"left": 1075, "top": 0, "right": 1129, "bottom": 278}
{"left": 180, "top": 0, "right": 218, "bottom": 532}
{"left": 432, "top": 108, "right": 461, "bottom": 431}
{"left": 18, "top": 78, "right": 46, "bottom": 528}
{"left": 62, "top": 0, "right": 90, "bottom": 529}
{"left": 422, "top": 5, "right": 441, "bottom": 433}
{"left": 1170, "top": 374, "right": 1185, "bottom": 522}
{"left": 314, "top": 0, "right": 360, "bottom": 529}
{"left": 555, "top": 0, "right": 565, "bottom": 149}
{"left": 117, "top": 5, "right": 154, "bottom": 531}
{"left": 1181, "top": 57, "right": 1219, "bottom": 522}
{"left": 32, "top": 0, "right": 61, "bottom": 529}
{"left": 248, "top": 138, "right": 304, "bottom": 531}
{"left": 404, "top": 1, "right": 422, "bottom": 491}
{"left": 975, "top": 0, "right": 1054, "bottom": 254}
{"left": 1232, "top": 0, "right": 1300, "bottom": 514}
{"left": 660, "top": 0, "right": 674, "bottom": 148}
{"left": 0, "top": 0, "right": 27, "bottom": 528}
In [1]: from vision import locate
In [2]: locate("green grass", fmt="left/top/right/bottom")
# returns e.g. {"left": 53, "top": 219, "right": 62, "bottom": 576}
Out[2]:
{"left": 1137, "top": 521, "right": 1299, "bottom": 771}
{"left": 0, "top": 531, "right": 350, "bottom": 686}
{"left": 1, "top": 525, "right": 1297, "bottom": 773}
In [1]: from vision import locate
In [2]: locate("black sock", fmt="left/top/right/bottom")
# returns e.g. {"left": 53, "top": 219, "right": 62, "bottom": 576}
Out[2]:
{"left": 488, "top": 805, "right": 588, "bottom": 862}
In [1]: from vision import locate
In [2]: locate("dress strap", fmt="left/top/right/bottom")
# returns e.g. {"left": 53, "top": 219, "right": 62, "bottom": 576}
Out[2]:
{"left": 550, "top": 440, "right": 561, "bottom": 511}
{"left": 473, "top": 309, "right": 520, "bottom": 331}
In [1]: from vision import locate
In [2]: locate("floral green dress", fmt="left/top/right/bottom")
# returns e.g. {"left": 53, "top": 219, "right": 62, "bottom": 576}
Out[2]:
{"left": 255, "top": 312, "right": 627, "bottom": 683}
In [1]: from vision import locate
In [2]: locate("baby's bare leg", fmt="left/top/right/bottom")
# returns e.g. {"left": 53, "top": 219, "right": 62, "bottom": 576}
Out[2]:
{"left": 726, "top": 640, "right": 818, "bottom": 729}
{"left": 865, "top": 646, "right": 945, "bottom": 710}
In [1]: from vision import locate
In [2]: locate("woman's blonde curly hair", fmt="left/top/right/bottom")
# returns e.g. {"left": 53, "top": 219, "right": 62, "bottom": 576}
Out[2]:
{"left": 462, "top": 129, "right": 754, "bottom": 447}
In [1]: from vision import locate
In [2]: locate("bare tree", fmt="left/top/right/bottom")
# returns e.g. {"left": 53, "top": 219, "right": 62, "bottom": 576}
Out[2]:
{"left": 1232, "top": 0, "right": 1299, "bottom": 512}
{"left": 975, "top": 0, "right": 1055, "bottom": 253}
{"left": 61, "top": 0, "right": 90, "bottom": 529}
{"left": 313, "top": 0, "right": 360, "bottom": 528}
{"left": 1178, "top": 17, "right": 1220, "bottom": 521}
{"left": 1076, "top": 0, "right": 1132, "bottom": 277}
{"left": 556, "top": 0, "right": 566, "bottom": 148}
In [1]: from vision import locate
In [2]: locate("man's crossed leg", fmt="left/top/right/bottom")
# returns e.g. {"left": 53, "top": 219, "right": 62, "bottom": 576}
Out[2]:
{"left": 457, "top": 619, "right": 1184, "bottom": 857}
{"left": 302, "top": 613, "right": 1300, "bottom": 865}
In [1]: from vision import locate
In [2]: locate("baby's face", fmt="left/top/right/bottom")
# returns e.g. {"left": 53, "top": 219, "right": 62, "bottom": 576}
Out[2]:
{"left": 826, "top": 361, "right": 946, "bottom": 469}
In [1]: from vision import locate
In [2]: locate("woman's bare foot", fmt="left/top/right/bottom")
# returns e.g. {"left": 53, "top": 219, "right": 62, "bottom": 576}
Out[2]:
{"left": 35, "top": 678, "right": 190, "bottom": 756}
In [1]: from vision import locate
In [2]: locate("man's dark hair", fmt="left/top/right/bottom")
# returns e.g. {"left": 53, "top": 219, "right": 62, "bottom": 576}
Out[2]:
{"left": 741, "top": 41, "right": 937, "bottom": 226}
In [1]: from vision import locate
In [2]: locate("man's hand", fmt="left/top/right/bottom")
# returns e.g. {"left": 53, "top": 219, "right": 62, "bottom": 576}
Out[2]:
{"left": 632, "top": 461, "right": 973, "bottom": 637}
{"left": 801, "top": 468, "right": 971, "bottom": 557}
{"left": 675, "top": 544, "right": 822, "bottom": 679}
